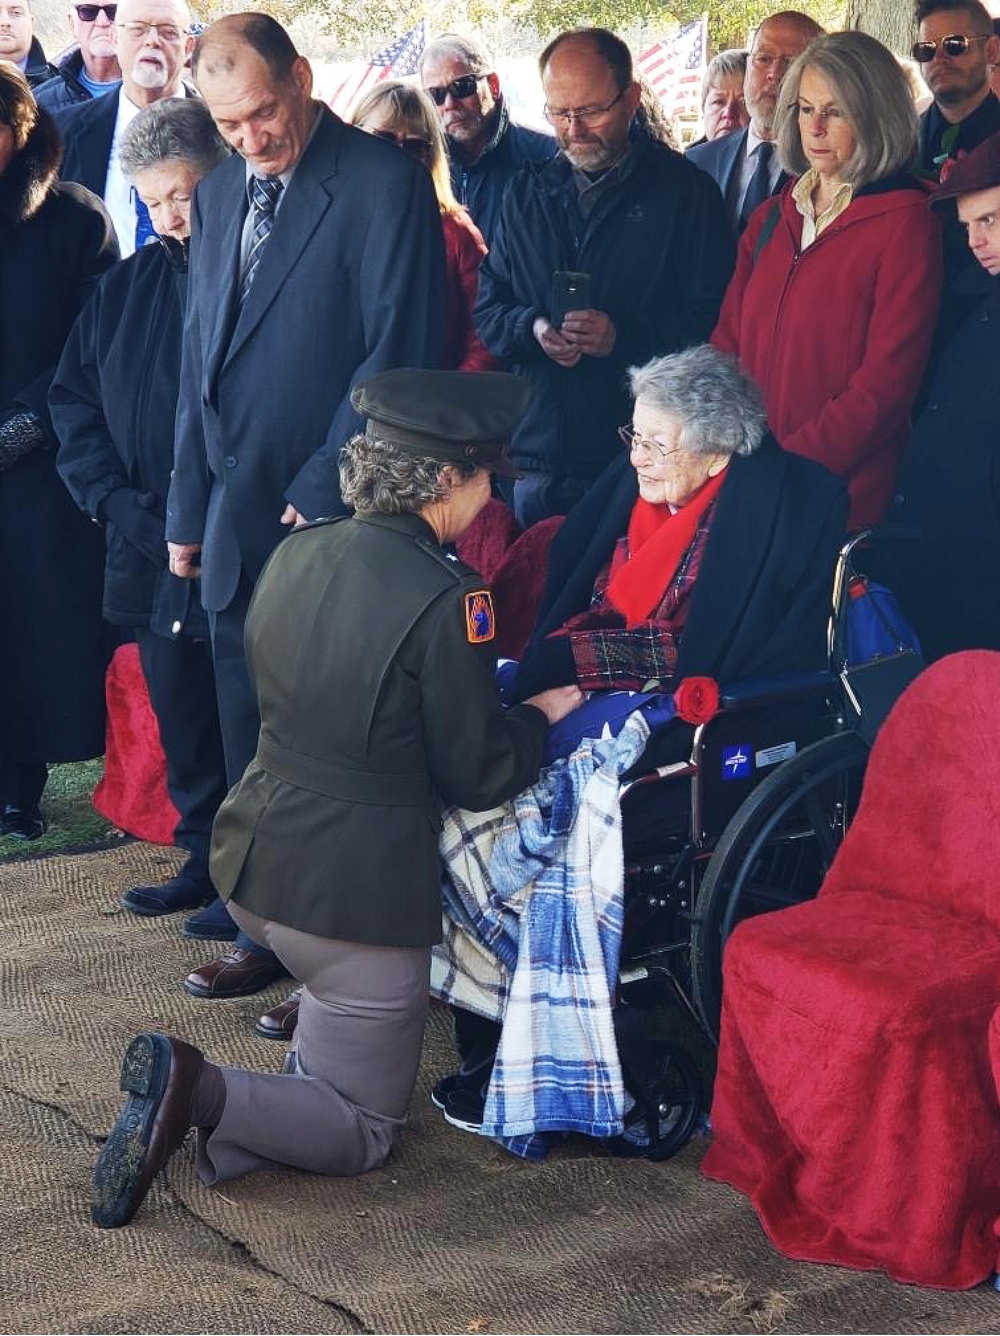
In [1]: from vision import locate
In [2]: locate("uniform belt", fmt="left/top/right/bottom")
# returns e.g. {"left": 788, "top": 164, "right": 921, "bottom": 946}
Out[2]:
{"left": 257, "top": 736, "right": 435, "bottom": 807}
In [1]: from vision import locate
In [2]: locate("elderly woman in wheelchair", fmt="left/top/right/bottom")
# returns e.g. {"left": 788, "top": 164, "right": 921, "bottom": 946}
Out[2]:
{"left": 431, "top": 344, "right": 854, "bottom": 1158}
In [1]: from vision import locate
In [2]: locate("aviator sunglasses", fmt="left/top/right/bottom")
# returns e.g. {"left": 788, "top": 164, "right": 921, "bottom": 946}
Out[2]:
{"left": 911, "top": 33, "right": 991, "bottom": 61}
{"left": 425, "top": 74, "right": 484, "bottom": 105}
{"left": 75, "top": 3, "right": 117, "bottom": 18}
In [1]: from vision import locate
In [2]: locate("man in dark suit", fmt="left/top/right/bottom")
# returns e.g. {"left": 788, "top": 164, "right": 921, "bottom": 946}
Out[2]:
{"left": 165, "top": 13, "right": 446, "bottom": 1000}
{"left": 687, "top": 10, "right": 823, "bottom": 234}
{"left": 57, "top": 0, "right": 195, "bottom": 256}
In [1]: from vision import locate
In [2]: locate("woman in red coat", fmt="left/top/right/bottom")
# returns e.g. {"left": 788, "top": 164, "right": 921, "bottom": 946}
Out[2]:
{"left": 350, "top": 81, "right": 496, "bottom": 373}
{"left": 712, "top": 30, "right": 942, "bottom": 529}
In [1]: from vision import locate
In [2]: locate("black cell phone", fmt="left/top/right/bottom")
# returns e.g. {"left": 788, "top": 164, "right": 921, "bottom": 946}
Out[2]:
{"left": 550, "top": 270, "right": 592, "bottom": 327}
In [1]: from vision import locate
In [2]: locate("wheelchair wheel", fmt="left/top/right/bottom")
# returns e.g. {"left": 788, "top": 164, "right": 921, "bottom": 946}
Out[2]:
{"left": 690, "top": 730, "right": 869, "bottom": 1040}
{"left": 610, "top": 1006, "right": 703, "bottom": 1160}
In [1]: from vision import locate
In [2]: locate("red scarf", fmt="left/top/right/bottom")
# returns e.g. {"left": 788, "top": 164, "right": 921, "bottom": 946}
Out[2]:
{"left": 607, "top": 468, "right": 728, "bottom": 627}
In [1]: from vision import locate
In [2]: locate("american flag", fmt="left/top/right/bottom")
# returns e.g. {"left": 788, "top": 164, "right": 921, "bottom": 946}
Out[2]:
{"left": 328, "top": 19, "right": 429, "bottom": 119}
{"left": 636, "top": 16, "right": 707, "bottom": 122}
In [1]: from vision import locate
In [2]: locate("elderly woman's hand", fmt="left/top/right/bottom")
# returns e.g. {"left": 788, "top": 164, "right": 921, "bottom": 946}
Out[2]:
{"left": 525, "top": 684, "right": 585, "bottom": 724}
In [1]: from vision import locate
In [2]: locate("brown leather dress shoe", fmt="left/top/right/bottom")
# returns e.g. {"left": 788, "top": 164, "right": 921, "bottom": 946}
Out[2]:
{"left": 254, "top": 987, "right": 302, "bottom": 1040}
{"left": 183, "top": 946, "right": 289, "bottom": 999}
{"left": 92, "top": 1032, "right": 203, "bottom": 1229}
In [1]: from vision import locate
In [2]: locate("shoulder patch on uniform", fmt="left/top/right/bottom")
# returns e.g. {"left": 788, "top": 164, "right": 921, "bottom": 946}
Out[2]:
{"left": 465, "top": 589, "right": 495, "bottom": 644}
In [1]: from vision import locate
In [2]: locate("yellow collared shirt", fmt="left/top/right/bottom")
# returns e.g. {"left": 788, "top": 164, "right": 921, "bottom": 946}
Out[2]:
{"left": 792, "top": 169, "right": 854, "bottom": 248}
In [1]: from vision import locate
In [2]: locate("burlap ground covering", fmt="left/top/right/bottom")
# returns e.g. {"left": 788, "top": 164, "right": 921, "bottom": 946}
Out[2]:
{"left": 0, "top": 843, "right": 996, "bottom": 1335}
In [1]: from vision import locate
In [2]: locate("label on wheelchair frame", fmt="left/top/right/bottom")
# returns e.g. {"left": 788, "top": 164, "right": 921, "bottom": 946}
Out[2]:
{"left": 722, "top": 745, "right": 753, "bottom": 780}
{"left": 755, "top": 740, "right": 797, "bottom": 769}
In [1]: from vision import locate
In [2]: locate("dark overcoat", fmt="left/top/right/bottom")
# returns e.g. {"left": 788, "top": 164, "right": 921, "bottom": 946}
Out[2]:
{"left": 0, "top": 108, "right": 119, "bottom": 761}
{"left": 210, "top": 514, "right": 547, "bottom": 947}
{"left": 878, "top": 284, "right": 1000, "bottom": 660}
{"left": 165, "top": 105, "right": 447, "bottom": 614}
{"left": 52, "top": 240, "right": 206, "bottom": 637}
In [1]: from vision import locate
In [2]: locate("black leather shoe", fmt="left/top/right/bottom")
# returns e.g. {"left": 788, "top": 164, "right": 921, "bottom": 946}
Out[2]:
{"left": 254, "top": 988, "right": 301, "bottom": 1040}
{"left": 92, "top": 1031, "right": 203, "bottom": 1228}
{"left": 180, "top": 897, "right": 238, "bottom": 942}
{"left": 183, "top": 946, "right": 289, "bottom": 999}
{"left": 1, "top": 805, "right": 45, "bottom": 841}
{"left": 120, "top": 876, "right": 214, "bottom": 917}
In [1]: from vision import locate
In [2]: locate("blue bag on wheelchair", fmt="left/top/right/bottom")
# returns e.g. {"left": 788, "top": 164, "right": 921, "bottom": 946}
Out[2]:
{"left": 843, "top": 576, "right": 922, "bottom": 666}
{"left": 839, "top": 576, "right": 924, "bottom": 744}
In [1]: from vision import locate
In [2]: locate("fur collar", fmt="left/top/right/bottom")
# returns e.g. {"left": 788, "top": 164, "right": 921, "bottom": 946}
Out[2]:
{"left": 0, "top": 107, "right": 62, "bottom": 227}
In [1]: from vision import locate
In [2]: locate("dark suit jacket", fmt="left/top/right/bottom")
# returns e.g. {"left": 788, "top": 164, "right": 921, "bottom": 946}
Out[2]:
{"left": 165, "top": 105, "right": 447, "bottom": 612}
{"left": 56, "top": 86, "right": 119, "bottom": 196}
{"left": 210, "top": 513, "right": 547, "bottom": 946}
{"left": 687, "top": 127, "right": 787, "bottom": 234}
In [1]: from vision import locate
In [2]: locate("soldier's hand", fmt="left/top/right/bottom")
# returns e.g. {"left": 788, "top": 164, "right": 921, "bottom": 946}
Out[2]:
{"left": 525, "top": 684, "right": 585, "bottom": 724}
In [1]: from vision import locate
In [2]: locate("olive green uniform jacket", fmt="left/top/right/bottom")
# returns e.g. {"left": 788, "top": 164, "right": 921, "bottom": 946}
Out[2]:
{"left": 210, "top": 512, "right": 548, "bottom": 948}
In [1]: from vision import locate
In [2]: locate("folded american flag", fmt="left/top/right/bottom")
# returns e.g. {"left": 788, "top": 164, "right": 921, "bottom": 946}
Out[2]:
{"left": 431, "top": 711, "right": 651, "bottom": 1151}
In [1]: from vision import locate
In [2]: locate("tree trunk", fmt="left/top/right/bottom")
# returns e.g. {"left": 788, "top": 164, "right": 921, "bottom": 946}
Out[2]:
{"left": 844, "top": 0, "right": 913, "bottom": 55}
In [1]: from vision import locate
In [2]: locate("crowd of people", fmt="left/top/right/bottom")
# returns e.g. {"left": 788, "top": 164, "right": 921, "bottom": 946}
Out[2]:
{"left": 0, "top": 0, "right": 998, "bottom": 1227}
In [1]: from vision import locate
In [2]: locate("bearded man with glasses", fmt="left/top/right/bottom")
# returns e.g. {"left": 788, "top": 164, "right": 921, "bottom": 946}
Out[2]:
{"left": 419, "top": 33, "right": 556, "bottom": 245}
{"left": 33, "top": 0, "right": 121, "bottom": 115}
{"left": 57, "top": 0, "right": 197, "bottom": 256}
{"left": 475, "top": 26, "right": 733, "bottom": 526}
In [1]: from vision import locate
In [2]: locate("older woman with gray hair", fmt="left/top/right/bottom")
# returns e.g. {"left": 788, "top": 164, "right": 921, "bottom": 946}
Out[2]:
{"left": 510, "top": 343, "right": 848, "bottom": 701}
{"left": 711, "top": 29, "right": 943, "bottom": 530}
{"left": 51, "top": 98, "right": 232, "bottom": 924}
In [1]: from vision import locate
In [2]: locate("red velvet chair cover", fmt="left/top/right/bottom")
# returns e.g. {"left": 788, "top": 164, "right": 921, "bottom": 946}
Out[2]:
{"left": 702, "top": 650, "right": 1000, "bottom": 1290}
{"left": 92, "top": 642, "right": 178, "bottom": 846}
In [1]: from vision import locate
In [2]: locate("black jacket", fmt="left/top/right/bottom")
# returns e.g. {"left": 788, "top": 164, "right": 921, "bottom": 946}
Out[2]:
{"left": 23, "top": 35, "right": 54, "bottom": 88}
{"left": 878, "top": 283, "right": 1000, "bottom": 660}
{"left": 210, "top": 513, "right": 548, "bottom": 947}
{"left": 475, "top": 135, "right": 735, "bottom": 479}
{"left": 0, "top": 107, "right": 119, "bottom": 761}
{"left": 51, "top": 240, "right": 207, "bottom": 637}
{"left": 447, "top": 100, "right": 556, "bottom": 246}
{"left": 524, "top": 438, "right": 848, "bottom": 688}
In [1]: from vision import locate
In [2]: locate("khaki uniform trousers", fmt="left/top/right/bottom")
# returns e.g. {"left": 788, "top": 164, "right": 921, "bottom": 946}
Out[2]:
{"left": 196, "top": 901, "right": 431, "bottom": 1184}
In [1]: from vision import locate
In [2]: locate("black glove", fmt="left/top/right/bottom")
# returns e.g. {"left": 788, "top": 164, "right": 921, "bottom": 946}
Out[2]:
{"left": 0, "top": 411, "right": 47, "bottom": 473}
{"left": 509, "top": 633, "right": 577, "bottom": 703}
{"left": 99, "top": 488, "right": 167, "bottom": 566}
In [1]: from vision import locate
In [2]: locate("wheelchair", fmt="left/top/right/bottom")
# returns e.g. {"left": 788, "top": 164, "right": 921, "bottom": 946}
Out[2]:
{"left": 609, "top": 530, "right": 908, "bottom": 1160}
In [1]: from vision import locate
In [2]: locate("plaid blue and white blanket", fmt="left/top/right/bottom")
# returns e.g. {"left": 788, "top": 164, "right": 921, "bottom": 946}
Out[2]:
{"left": 430, "top": 710, "right": 651, "bottom": 1154}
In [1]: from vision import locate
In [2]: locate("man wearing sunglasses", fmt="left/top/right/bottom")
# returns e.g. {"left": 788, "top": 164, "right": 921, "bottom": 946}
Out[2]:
{"left": 419, "top": 33, "right": 556, "bottom": 245}
{"left": 916, "top": 0, "right": 1000, "bottom": 173}
{"left": 475, "top": 27, "right": 733, "bottom": 526}
{"left": 56, "top": 0, "right": 196, "bottom": 257}
{"left": 34, "top": 2, "right": 121, "bottom": 116}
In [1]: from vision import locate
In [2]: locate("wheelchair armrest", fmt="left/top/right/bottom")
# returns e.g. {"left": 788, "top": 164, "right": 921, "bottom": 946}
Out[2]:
{"left": 718, "top": 670, "right": 837, "bottom": 713}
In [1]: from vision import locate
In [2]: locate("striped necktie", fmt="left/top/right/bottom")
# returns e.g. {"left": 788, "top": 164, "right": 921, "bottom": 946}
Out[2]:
{"left": 240, "top": 175, "right": 283, "bottom": 302}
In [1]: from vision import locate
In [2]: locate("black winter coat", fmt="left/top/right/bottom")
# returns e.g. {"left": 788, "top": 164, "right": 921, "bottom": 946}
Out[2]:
{"left": 446, "top": 101, "right": 556, "bottom": 246}
{"left": 878, "top": 284, "right": 1000, "bottom": 661}
{"left": 52, "top": 240, "right": 207, "bottom": 637}
{"left": 0, "top": 108, "right": 119, "bottom": 761}
{"left": 475, "top": 135, "right": 735, "bottom": 480}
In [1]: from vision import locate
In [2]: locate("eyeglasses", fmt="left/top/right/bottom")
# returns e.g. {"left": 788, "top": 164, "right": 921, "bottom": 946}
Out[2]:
{"left": 369, "top": 129, "right": 432, "bottom": 161}
{"left": 911, "top": 33, "right": 991, "bottom": 62}
{"left": 116, "top": 19, "right": 188, "bottom": 41}
{"left": 74, "top": 3, "right": 116, "bottom": 19}
{"left": 425, "top": 74, "right": 484, "bottom": 106}
{"left": 543, "top": 86, "right": 627, "bottom": 129}
{"left": 618, "top": 424, "right": 680, "bottom": 462}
